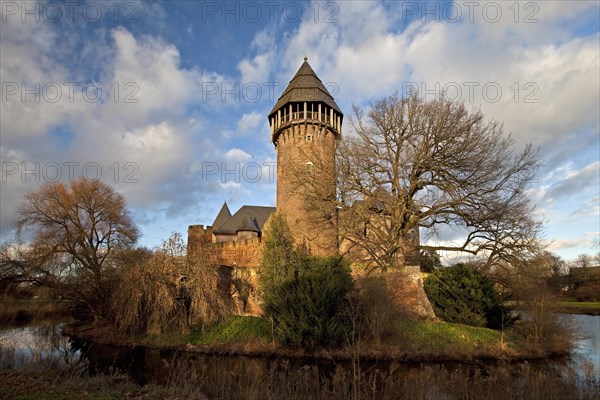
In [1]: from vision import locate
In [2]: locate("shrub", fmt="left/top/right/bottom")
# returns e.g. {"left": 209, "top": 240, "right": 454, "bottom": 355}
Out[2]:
{"left": 356, "top": 276, "right": 394, "bottom": 348}
{"left": 259, "top": 213, "right": 354, "bottom": 348}
{"left": 263, "top": 256, "right": 354, "bottom": 348}
{"left": 573, "top": 281, "right": 600, "bottom": 302}
{"left": 424, "top": 263, "right": 511, "bottom": 329}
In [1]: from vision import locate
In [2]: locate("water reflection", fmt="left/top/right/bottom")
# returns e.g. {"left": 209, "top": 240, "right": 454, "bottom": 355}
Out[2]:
{"left": 567, "top": 314, "right": 600, "bottom": 381}
{"left": 0, "top": 323, "right": 82, "bottom": 370}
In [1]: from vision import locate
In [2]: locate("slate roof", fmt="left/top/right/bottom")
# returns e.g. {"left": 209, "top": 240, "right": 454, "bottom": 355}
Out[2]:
{"left": 212, "top": 202, "right": 232, "bottom": 230}
{"left": 212, "top": 205, "right": 276, "bottom": 234}
{"left": 269, "top": 57, "right": 342, "bottom": 118}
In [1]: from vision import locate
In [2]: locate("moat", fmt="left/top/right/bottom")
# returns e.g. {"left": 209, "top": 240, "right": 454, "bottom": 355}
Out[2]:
{"left": 1, "top": 314, "right": 598, "bottom": 398}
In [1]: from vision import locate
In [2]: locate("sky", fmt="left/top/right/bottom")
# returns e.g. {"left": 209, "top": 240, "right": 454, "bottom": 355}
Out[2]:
{"left": 1, "top": 0, "right": 599, "bottom": 262}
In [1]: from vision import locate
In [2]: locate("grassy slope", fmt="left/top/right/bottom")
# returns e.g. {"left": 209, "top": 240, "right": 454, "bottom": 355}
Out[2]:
{"left": 191, "top": 315, "right": 271, "bottom": 345}
{"left": 393, "top": 320, "right": 502, "bottom": 351}
{"left": 185, "top": 316, "right": 516, "bottom": 361}
{"left": 555, "top": 299, "right": 600, "bottom": 315}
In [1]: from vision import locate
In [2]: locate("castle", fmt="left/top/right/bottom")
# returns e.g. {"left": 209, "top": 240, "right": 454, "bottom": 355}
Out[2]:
{"left": 188, "top": 58, "right": 434, "bottom": 318}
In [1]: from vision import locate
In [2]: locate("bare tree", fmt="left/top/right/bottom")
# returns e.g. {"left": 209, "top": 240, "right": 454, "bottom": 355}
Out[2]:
{"left": 573, "top": 253, "right": 593, "bottom": 269}
{"left": 295, "top": 92, "right": 542, "bottom": 272}
{"left": 5, "top": 178, "right": 139, "bottom": 319}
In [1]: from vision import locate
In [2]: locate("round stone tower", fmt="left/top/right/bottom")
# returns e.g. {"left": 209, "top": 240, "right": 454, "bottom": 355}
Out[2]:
{"left": 269, "top": 57, "right": 343, "bottom": 255}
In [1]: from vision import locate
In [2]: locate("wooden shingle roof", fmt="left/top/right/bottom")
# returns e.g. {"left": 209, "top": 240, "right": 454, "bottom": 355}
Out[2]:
{"left": 269, "top": 57, "right": 342, "bottom": 118}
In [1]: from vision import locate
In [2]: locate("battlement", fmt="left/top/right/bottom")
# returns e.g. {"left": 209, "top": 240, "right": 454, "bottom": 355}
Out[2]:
{"left": 187, "top": 224, "right": 213, "bottom": 252}
{"left": 188, "top": 224, "right": 212, "bottom": 234}
{"left": 214, "top": 237, "right": 263, "bottom": 268}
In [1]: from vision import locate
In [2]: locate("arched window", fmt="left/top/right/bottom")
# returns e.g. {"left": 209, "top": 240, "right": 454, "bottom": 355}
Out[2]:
{"left": 306, "top": 161, "right": 314, "bottom": 173}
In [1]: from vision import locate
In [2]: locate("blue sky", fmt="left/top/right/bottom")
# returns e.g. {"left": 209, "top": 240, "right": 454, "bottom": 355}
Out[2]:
{"left": 1, "top": 0, "right": 599, "bottom": 262}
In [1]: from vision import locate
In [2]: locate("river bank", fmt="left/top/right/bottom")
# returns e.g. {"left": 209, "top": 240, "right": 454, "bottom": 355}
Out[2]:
{"left": 555, "top": 301, "right": 600, "bottom": 315}
{"left": 63, "top": 315, "right": 572, "bottom": 364}
{"left": 0, "top": 299, "right": 70, "bottom": 325}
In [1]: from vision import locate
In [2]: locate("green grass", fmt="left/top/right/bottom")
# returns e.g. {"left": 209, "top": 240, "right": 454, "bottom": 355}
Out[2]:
{"left": 191, "top": 315, "right": 270, "bottom": 345}
{"left": 555, "top": 301, "right": 600, "bottom": 315}
{"left": 190, "top": 317, "right": 505, "bottom": 356}
{"left": 557, "top": 301, "right": 600, "bottom": 308}
{"left": 559, "top": 297, "right": 578, "bottom": 302}
{"left": 393, "top": 320, "right": 502, "bottom": 351}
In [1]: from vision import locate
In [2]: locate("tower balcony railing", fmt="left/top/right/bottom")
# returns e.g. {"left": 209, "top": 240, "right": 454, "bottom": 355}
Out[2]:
{"left": 273, "top": 112, "right": 340, "bottom": 133}
{"left": 279, "top": 111, "right": 332, "bottom": 124}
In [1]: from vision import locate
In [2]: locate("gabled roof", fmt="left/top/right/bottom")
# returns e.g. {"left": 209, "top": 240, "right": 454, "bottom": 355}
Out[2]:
{"left": 212, "top": 205, "right": 276, "bottom": 234}
{"left": 212, "top": 202, "right": 232, "bottom": 230}
{"left": 269, "top": 57, "right": 342, "bottom": 117}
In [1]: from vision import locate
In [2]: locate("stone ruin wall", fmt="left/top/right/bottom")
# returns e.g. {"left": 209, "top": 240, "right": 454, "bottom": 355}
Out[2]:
{"left": 352, "top": 266, "right": 436, "bottom": 320}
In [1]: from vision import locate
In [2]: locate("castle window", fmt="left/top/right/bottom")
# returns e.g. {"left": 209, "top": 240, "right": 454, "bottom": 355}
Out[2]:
{"left": 306, "top": 133, "right": 313, "bottom": 142}
{"left": 306, "top": 161, "right": 314, "bottom": 173}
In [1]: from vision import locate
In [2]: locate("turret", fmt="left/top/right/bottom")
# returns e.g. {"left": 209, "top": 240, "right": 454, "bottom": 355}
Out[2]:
{"left": 270, "top": 57, "right": 343, "bottom": 255}
{"left": 269, "top": 57, "right": 343, "bottom": 145}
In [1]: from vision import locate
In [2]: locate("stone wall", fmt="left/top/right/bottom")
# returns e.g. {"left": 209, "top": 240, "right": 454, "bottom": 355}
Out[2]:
{"left": 215, "top": 238, "right": 263, "bottom": 268}
{"left": 353, "top": 266, "right": 436, "bottom": 320}
{"left": 187, "top": 226, "right": 435, "bottom": 320}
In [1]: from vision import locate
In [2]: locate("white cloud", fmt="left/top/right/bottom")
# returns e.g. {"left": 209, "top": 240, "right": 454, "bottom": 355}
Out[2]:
{"left": 1, "top": 0, "right": 598, "bottom": 257}
{"left": 547, "top": 232, "right": 599, "bottom": 253}
{"left": 238, "top": 30, "right": 276, "bottom": 84}
{"left": 224, "top": 148, "right": 252, "bottom": 162}
{"left": 0, "top": 21, "right": 234, "bottom": 242}
{"left": 236, "top": 112, "right": 263, "bottom": 133}
{"left": 545, "top": 161, "right": 600, "bottom": 201}
{"left": 570, "top": 197, "right": 600, "bottom": 219}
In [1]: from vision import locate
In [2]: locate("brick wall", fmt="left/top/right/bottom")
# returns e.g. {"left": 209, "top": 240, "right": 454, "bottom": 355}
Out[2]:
{"left": 215, "top": 238, "right": 263, "bottom": 268}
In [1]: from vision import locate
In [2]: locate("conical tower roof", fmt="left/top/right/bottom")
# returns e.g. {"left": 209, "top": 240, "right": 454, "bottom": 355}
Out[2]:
{"left": 212, "top": 201, "right": 231, "bottom": 230}
{"left": 269, "top": 57, "right": 342, "bottom": 117}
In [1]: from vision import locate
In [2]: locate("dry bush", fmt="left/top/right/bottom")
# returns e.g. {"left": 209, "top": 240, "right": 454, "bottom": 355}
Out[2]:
{"left": 356, "top": 275, "right": 395, "bottom": 349}
{"left": 508, "top": 267, "right": 572, "bottom": 347}
{"left": 158, "top": 355, "right": 599, "bottom": 400}
{"left": 112, "top": 233, "right": 231, "bottom": 335}
{"left": 573, "top": 281, "right": 600, "bottom": 302}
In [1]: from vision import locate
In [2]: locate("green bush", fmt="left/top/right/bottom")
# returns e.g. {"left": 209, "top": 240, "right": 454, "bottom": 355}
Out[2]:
{"left": 259, "top": 213, "right": 354, "bottom": 348}
{"left": 424, "top": 263, "right": 512, "bottom": 329}
{"left": 263, "top": 256, "right": 353, "bottom": 348}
